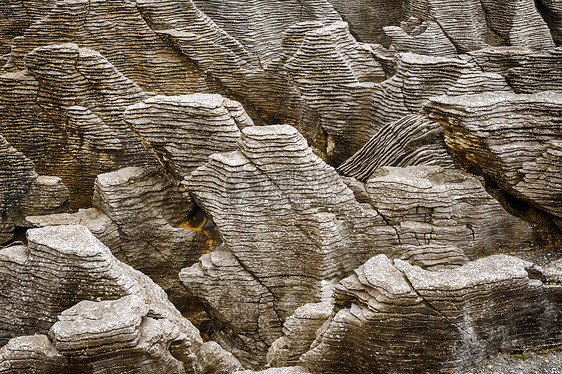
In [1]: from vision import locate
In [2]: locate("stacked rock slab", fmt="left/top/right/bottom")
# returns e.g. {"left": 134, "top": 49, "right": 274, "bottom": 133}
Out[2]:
{"left": 366, "top": 166, "right": 537, "bottom": 258}
{"left": 0, "top": 135, "right": 71, "bottom": 244}
{"left": 422, "top": 91, "right": 562, "bottom": 229}
{"left": 0, "top": 43, "right": 157, "bottom": 208}
{"left": 28, "top": 166, "right": 213, "bottom": 315}
{"left": 5, "top": 0, "right": 199, "bottom": 94}
{"left": 383, "top": 18, "right": 457, "bottom": 57}
{"left": 191, "top": 0, "right": 341, "bottom": 63}
{"left": 337, "top": 114, "right": 455, "bottom": 182}
{"left": 0, "top": 225, "right": 242, "bottom": 373}
{"left": 327, "top": 0, "right": 403, "bottom": 46}
{"left": 0, "top": 135, "right": 37, "bottom": 243}
{"left": 467, "top": 47, "right": 562, "bottom": 94}
{"left": 281, "top": 21, "right": 386, "bottom": 162}
{"left": 357, "top": 53, "right": 511, "bottom": 155}
{"left": 124, "top": 94, "right": 253, "bottom": 179}
{"left": 181, "top": 125, "right": 399, "bottom": 366}
{"left": 403, "top": 0, "right": 555, "bottom": 51}
{"left": 300, "top": 254, "right": 562, "bottom": 373}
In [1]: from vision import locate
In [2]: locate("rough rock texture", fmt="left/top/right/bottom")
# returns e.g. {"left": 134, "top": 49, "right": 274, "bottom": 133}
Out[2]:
{"left": 28, "top": 166, "right": 213, "bottom": 314}
{"left": 403, "top": 0, "right": 555, "bottom": 52}
{"left": 300, "top": 254, "right": 562, "bottom": 373}
{"left": 366, "top": 166, "right": 537, "bottom": 258}
{"left": 267, "top": 303, "right": 332, "bottom": 368}
{"left": 1, "top": 1, "right": 562, "bottom": 373}
{"left": 423, "top": 91, "right": 562, "bottom": 229}
{"left": 0, "top": 135, "right": 71, "bottom": 244}
{"left": 124, "top": 94, "right": 253, "bottom": 178}
{"left": 338, "top": 114, "right": 455, "bottom": 182}
{"left": 0, "top": 225, "right": 241, "bottom": 373}
{"left": 383, "top": 18, "right": 457, "bottom": 57}
{"left": 0, "top": 43, "right": 156, "bottom": 208}
{"left": 180, "top": 124, "right": 399, "bottom": 367}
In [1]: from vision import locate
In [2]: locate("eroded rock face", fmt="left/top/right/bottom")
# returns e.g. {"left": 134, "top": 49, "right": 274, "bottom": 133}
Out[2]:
{"left": 338, "top": 114, "right": 455, "bottom": 182}
{"left": 423, "top": 91, "right": 562, "bottom": 229}
{"left": 0, "top": 135, "right": 70, "bottom": 244}
{"left": 0, "top": 43, "right": 156, "bottom": 208}
{"left": 180, "top": 124, "right": 398, "bottom": 367}
{"left": 300, "top": 254, "right": 562, "bottom": 373}
{"left": 0, "top": 225, "right": 242, "bottom": 373}
{"left": 124, "top": 94, "right": 253, "bottom": 179}
{"left": 28, "top": 166, "right": 214, "bottom": 314}
{"left": 367, "top": 166, "right": 537, "bottom": 258}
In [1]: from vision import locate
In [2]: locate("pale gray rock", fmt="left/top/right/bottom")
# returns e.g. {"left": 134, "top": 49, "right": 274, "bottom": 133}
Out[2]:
{"left": 0, "top": 335, "right": 67, "bottom": 373}
{"left": 182, "top": 124, "right": 399, "bottom": 365}
{"left": 91, "top": 166, "right": 213, "bottom": 312}
{"left": 28, "top": 166, "right": 218, "bottom": 314}
{"left": 0, "top": 225, "right": 242, "bottom": 373}
{"left": 301, "top": 254, "right": 562, "bottom": 373}
{"left": 267, "top": 303, "right": 332, "bottom": 368}
{"left": 366, "top": 166, "right": 537, "bottom": 258}
{"left": 0, "top": 136, "right": 70, "bottom": 244}
{"left": 124, "top": 94, "right": 252, "bottom": 178}
{"left": 338, "top": 114, "right": 455, "bottom": 182}
{"left": 423, "top": 91, "right": 562, "bottom": 228}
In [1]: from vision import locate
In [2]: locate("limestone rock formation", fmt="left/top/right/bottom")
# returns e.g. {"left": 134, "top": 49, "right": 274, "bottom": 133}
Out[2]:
{"left": 338, "top": 114, "right": 455, "bottom": 182}
{"left": 0, "top": 225, "right": 242, "bottom": 373}
{"left": 300, "top": 254, "right": 562, "bottom": 373}
{"left": 28, "top": 166, "right": 214, "bottom": 314}
{"left": 180, "top": 124, "right": 399, "bottom": 367}
{"left": 0, "top": 135, "right": 70, "bottom": 244}
{"left": 366, "top": 166, "right": 537, "bottom": 258}
{"left": 0, "top": 43, "right": 157, "bottom": 208}
{"left": 1, "top": 0, "right": 562, "bottom": 373}
{"left": 423, "top": 91, "right": 562, "bottom": 229}
{"left": 124, "top": 94, "right": 253, "bottom": 178}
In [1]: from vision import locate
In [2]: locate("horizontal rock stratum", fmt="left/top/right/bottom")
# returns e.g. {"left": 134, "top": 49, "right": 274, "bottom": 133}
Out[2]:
{"left": 0, "top": 1, "right": 561, "bottom": 373}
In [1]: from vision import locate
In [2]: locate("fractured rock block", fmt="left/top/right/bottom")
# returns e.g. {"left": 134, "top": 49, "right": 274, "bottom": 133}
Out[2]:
{"left": 182, "top": 124, "right": 398, "bottom": 365}
{"left": 301, "top": 254, "right": 562, "bottom": 373}
{"left": 338, "top": 114, "right": 455, "bottom": 182}
{"left": 366, "top": 166, "right": 537, "bottom": 258}
{"left": 423, "top": 91, "right": 562, "bottom": 225}
{"left": 124, "top": 94, "right": 253, "bottom": 178}
{"left": 0, "top": 43, "right": 157, "bottom": 208}
{"left": 0, "top": 224, "right": 241, "bottom": 373}
{"left": 0, "top": 136, "right": 70, "bottom": 244}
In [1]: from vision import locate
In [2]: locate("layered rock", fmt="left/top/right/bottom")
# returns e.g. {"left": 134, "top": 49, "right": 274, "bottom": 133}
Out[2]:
{"left": 327, "top": 0, "right": 403, "bottom": 46}
{"left": 191, "top": 0, "right": 341, "bottom": 63}
{"left": 338, "top": 114, "right": 455, "bottom": 182}
{"left": 468, "top": 47, "right": 562, "bottom": 94}
{"left": 0, "top": 225, "right": 241, "bottom": 373}
{"left": 403, "top": 0, "right": 555, "bottom": 52}
{"left": 0, "top": 135, "right": 70, "bottom": 243}
{"left": 29, "top": 166, "right": 213, "bottom": 314}
{"left": 0, "top": 43, "right": 156, "bottom": 207}
{"left": 267, "top": 303, "right": 332, "bottom": 368}
{"left": 300, "top": 254, "right": 562, "bottom": 373}
{"left": 366, "top": 166, "right": 537, "bottom": 258}
{"left": 181, "top": 125, "right": 399, "bottom": 366}
{"left": 423, "top": 91, "right": 562, "bottom": 228}
{"left": 383, "top": 18, "right": 457, "bottom": 57}
{"left": 124, "top": 94, "right": 253, "bottom": 178}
